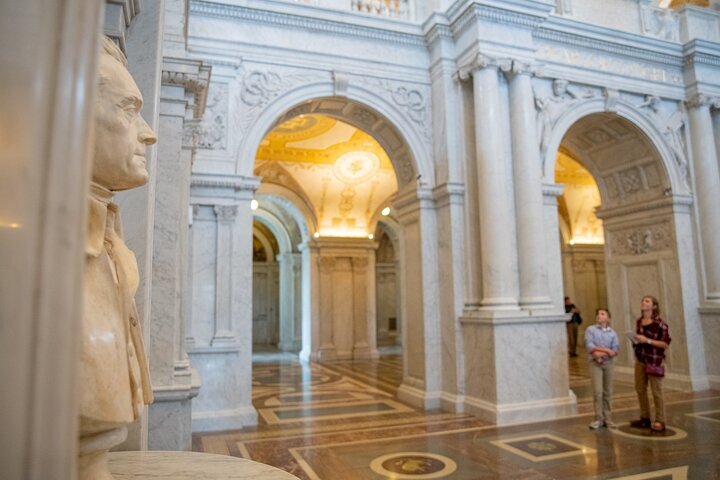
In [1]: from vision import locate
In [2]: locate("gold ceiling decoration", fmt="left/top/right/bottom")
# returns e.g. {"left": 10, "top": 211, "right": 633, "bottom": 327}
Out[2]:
{"left": 667, "top": 0, "right": 709, "bottom": 8}
{"left": 554, "top": 148, "right": 596, "bottom": 186}
{"left": 255, "top": 114, "right": 398, "bottom": 239}
{"left": 256, "top": 114, "right": 393, "bottom": 169}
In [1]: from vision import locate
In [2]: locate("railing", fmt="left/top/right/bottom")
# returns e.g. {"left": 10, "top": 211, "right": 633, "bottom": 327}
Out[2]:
{"left": 293, "top": 0, "right": 411, "bottom": 19}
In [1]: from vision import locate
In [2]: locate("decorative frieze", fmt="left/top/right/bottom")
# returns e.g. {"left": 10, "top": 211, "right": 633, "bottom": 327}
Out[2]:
{"left": 608, "top": 222, "right": 673, "bottom": 256}
{"left": 536, "top": 43, "right": 682, "bottom": 85}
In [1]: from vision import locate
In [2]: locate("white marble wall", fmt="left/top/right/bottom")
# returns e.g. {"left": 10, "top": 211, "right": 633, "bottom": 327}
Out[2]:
{"left": 188, "top": 174, "right": 260, "bottom": 430}
{"left": 178, "top": 0, "right": 720, "bottom": 431}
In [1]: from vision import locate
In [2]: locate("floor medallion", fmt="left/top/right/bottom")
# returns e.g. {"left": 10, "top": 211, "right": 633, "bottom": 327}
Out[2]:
{"left": 369, "top": 452, "right": 458, "bottom": 479}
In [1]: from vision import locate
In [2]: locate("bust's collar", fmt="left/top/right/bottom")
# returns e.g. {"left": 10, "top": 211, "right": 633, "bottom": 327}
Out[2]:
{"left": 85, "top": 183, "right": 114, "bottom": 257}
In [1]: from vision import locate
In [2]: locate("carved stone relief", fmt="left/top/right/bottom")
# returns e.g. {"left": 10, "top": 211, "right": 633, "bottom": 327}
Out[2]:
{"left": 236, "top": 66, "right": 329, "bottom": 140}
{"left": 640, "top": 5, "right": 680, "bottom": 42}
{"left": 534, "top": 78, "right": 599, "bottom": 156}
{"left": 635, "top": 95, "right": 690, "bottom": 192}
{"left": 198, "top": 82, "right": 228, "bottom": 150}
{"left": 355, "top": 76, "right": 432, "bottom": 144}
{"left": 608, "top": 221, "right": 673, "bottom": 256}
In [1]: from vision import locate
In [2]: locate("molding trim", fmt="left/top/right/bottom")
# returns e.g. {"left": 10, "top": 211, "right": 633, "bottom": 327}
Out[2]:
{"left": 191, "top": 173, "right": 262, "bottom": 192}
{"left": 189, "top": 0, "right": 426, "bottom": 48}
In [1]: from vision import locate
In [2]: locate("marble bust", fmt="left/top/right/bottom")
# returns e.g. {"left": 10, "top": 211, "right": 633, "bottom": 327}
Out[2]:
{"left": 78, "top": 36, "right": 156, "bottom": 480}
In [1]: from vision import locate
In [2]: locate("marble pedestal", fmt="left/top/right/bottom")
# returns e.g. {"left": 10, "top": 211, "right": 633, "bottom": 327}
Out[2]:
{"left": 460, "top": 310, "right": 576, "bottom": 425}
{"left": 108, "top": 451, "right": 298, "bottom": 479}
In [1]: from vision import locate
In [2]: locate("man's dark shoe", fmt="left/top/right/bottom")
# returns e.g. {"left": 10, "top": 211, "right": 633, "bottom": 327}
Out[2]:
{"left": 630, "top": 418, "right": 651, "bottom": 428}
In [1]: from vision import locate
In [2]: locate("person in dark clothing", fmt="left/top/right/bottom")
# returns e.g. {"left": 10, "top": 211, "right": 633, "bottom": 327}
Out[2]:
{"left": 565, "top": 296, "right": 583, "bottom": 357}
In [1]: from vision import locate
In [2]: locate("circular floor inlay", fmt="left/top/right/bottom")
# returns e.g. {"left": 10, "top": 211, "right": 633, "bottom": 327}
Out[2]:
{"left": 369, "top": 452, "right": 458, "bottom": 479}
{"left": 610, "top": 423, "right": 687, "bottom": 441}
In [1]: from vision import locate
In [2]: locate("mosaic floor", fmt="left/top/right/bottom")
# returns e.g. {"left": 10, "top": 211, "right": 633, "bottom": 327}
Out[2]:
{"left": 194, "top": 353, "right": 720, "bottom": 479}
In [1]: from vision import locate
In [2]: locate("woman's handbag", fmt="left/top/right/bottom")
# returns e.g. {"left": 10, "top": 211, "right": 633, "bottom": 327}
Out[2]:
{"left": 645, "top": 363, "right": 665, "bottom": 377}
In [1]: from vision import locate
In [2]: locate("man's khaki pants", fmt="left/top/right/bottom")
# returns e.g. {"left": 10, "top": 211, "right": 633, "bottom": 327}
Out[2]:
{"left": 590, "top": 359, "right": 614, "bottom": 422}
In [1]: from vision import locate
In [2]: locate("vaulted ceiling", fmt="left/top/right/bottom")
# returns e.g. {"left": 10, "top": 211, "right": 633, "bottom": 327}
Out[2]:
{"left": 255, "top": 114, "right": 397, "bottom": 238}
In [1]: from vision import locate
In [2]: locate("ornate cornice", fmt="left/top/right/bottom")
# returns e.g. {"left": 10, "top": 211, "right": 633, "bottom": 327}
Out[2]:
{"left": 450, "top": 1, "right": 552, "bottom": 37}
{"left": 189, "top": 0, "right": 426, "bottom": 48}
{"left": 162, "top": 59, "right": 212, "bottom": 119}
{"left": 535, "top": 27, "right": 683, "bottom": 68}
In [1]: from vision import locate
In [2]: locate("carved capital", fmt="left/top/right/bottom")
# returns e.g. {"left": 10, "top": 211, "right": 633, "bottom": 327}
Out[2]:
{"left": 456, "top": 53, "right": 512, "bottom": 80}
{"left": 352, "top": 256, "right": 369, "bottom": 273}
{"left": 213, "top": 205, "right": 238, "bottom": 222}
{"left": 318, "top": 256, "right": 336, "bottom": 274}
{"left": 685, "top": 93, "right": 713, "bottom": 110}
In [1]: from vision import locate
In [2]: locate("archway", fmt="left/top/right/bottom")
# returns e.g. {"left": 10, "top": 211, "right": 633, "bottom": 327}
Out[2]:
{"left": 241, "top": 93, "right": 440, "bottom": 409}
{"left": 548, "top": 110, "right": 697, "bottom": 391}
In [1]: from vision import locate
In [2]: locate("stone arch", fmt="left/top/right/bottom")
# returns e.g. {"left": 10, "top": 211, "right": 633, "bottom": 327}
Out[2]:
{"left": 253, "top": 209, "right": 293, "bottom": 255}
{"left": 235, "top": 82, "right": 432, "bottom": 189}
{"left": 255, "top": 183, "right": 315, "bottom": 242}
{"left": 542, "top": 98, "right": 685, "bottom": 198}
{"left": 545, "top": 97, "right": 701, "bottom": 390}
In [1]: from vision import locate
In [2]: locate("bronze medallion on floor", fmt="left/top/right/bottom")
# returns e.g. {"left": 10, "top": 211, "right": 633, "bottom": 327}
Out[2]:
{"left": 369, "top": 452, "right": 458, "bottom": 479}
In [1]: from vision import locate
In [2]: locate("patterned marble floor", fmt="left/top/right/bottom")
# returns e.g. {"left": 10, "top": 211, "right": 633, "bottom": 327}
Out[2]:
{"left": 194, "top": 354, "right": 720, "bottom": 479}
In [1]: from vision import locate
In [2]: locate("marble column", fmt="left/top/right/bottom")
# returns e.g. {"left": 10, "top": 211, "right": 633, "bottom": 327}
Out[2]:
{"left": 147, "top": 57, "right": 209, "bottom": 450}
{"left": 393, "top": 186, "right": 442, "bottom": 409}
{"left": 507, "top": 61, "right": 551, "bottom": 309}
{"left": 468, "top": 56, "right": 520, "bottom": 309}
{"left": 212, "top": 205, "right": 239, "bottom": 346}
{"left": 277, "top": 253, "right": 301, "bottom": 352}
{"left": 686, "top": 94, "right": 720, "bottom": 302}
{"left": 317, "top": 256, "right": 337, "bottom": 359}
{"left": 0, "top": 2, "right": 103, "bottom": 477}
{"left": 352, "top": 255, "right": 376, "bottom": 359}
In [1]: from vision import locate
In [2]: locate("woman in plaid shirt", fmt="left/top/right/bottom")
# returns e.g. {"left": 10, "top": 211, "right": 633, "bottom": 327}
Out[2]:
{"left": 631, "top": 296, "right": 672, "bottom": 433}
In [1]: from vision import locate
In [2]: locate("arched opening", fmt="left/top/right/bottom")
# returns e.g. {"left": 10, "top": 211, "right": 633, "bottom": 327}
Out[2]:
{"left": 374, "top": 221, "right": 401, "bottom": 353}
{"left": 552, "top": 111, "right": 687, "bottom": 402}
{"left": 251, "top": 109, "right": 402, "bottom": 365}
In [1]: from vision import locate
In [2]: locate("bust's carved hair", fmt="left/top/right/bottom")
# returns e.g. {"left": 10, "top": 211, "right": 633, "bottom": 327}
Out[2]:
{"left": 100, "top": 36, "right": 127, "bottom": 68}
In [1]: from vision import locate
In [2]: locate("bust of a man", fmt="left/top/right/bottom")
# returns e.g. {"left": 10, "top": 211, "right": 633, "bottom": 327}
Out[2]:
{"left": 78, "top": 36, "right": 155, "bottom": 480}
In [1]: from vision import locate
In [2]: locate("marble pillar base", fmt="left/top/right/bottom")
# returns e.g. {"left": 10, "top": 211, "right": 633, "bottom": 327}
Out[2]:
{"left": 189, "top": 349, "right": 258, "bottom": 431}
{"left": 108, "top": 451, "right": 298, "bottom": 479}
{"left": 440, "top": 392, "right": 466, "bottom": 413}
{"left": 460, "top": 310, "right": 576, "bottom": 425}
{"left": 148, "top": 374, "right": 200, "bottom": 450}
{"left": 192, "top": 405, "right": 258, "bottom": 432}
{"left": 397, "top": 382, "right": 442, "bottom": 410}
{"left": 700, "top": 306, "right": 720, "bottom": 390}
{"left": 463, "top": 394, "right": 577, "bottom": 425}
